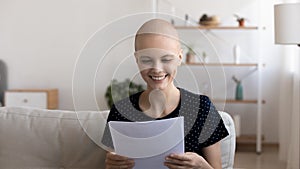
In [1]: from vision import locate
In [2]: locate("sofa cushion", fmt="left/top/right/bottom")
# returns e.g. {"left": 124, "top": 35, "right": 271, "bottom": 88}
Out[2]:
{"left": 0, "top": 106, "right": 108, "bottom": 169}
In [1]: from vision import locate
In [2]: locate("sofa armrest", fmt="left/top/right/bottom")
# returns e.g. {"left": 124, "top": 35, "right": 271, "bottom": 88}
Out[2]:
{"left": 219, "top": 111, "right": 236, "bottom": 169}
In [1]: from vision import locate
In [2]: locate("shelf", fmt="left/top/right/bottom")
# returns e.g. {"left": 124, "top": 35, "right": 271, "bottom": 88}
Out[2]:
{"left": 183, "top": 63, "right": 259, "bottom": 67}
{"left": 213, "top": 99, "right": 266, "bottom": 104}
{"left": 236, "top": 135, "right": 265, "bottom": 144}
{"left": 176, "top": 19, "right": 263, "bottom": 153}
{"left": 175, "top": 26, "right": 259, "bottom": 30}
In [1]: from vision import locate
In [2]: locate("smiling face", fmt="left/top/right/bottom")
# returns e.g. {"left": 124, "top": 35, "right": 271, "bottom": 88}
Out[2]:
{"left": 135, "top": 34, "right": 182, "bottom": 91}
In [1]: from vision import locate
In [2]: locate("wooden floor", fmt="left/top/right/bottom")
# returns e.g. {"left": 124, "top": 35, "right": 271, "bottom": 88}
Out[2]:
{"left": 234, "top": 145, "right": 287, "bottom": 169}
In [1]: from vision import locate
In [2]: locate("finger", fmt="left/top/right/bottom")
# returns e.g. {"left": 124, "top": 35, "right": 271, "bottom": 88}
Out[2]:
{"left": 106, "top": 163, "right": 135, "bottom": 169}
{"left": 164, "top": 162, "right": 186, "bottom": 169}
{"left": 165, "top": 158, "right": 192, "bottom": 167}
{"left": 185, "top": 152, "right": 198, "bottom": 156}
{"left": 107, "top": 152, "right": 133, "bottom": 161}
{"left": 165, "top": 154, "right": 193, "bottom": 167}
{"left": 106, "top": 158, "right": 134, "bottom": 166}
{"left": 165, "top": 157, "right": 184, "bottom": 166}
{"left": 106, "top": 158, "right": 135, "bottom": 169}
{"left": 106, "top": 152, "right": 135, "bottom": 168}
{"left": 167, "top": 153, "right": 191, "bottom": 161}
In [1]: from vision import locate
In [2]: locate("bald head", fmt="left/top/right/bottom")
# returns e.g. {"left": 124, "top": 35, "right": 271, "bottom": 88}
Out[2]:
{"left": 135, "top": 19, "right": 180, "bottom": 51}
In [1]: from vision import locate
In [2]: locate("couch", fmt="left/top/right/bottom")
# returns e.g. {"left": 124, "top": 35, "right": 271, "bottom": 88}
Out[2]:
{"left": 0, "top": 106, "right": 235, "bottom": 169}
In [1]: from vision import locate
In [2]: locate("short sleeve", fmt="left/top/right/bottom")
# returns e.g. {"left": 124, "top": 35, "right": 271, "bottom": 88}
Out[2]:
{"left": 101, "top": 93, "right": 143, "bottom": 149}
{"left": 101, "top": 105, "right": 127, "bottom": 149}
{"left": 199, "top": 96, "right": 229, "bottom": 147}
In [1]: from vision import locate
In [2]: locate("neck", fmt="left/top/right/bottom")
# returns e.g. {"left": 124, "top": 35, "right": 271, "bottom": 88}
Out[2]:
{"left": 140, "top": 83, "right": 180, "bottom": 118}
{"left": 146, "top": 83, "right": 178, "bottom": 99}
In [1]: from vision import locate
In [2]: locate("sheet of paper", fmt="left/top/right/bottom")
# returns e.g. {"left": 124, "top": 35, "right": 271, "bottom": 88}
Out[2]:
{"left": 109, "top": 117, "right": 184, "bottom": 169}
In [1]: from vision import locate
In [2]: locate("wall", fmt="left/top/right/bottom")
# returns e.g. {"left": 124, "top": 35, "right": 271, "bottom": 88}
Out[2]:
{"left": 0, "top": 0, "right": 152, "bottom": 110}
{"left": 0, "top": 0, "right": 281, "bottom": 143}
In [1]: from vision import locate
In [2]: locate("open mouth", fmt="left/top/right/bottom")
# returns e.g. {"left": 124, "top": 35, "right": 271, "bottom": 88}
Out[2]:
{"left": 149, "top": 74, "right": 168, "bottom": 81}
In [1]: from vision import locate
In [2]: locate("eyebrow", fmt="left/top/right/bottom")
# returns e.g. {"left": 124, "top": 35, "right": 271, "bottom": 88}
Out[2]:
{"left": 138, "top": 54, "right": 176, "bottom": 58}
{"left": 139, "top": 56, "right": 152, "bottom": 59}
{"left": 161, "top": 54, "right": 176, "bottom": 58}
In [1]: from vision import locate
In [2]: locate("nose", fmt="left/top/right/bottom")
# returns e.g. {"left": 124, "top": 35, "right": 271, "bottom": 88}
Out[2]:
{"left": 152, "top": 60, "right": 163, "bottom": 71}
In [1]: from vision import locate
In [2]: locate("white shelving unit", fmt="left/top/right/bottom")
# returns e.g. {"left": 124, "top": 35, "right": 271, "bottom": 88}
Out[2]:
{"left": 153, "top": 0, "right": 264, "bottom": 154}
{"left": 177, "top": 26, "right": 264, "bottom": 154}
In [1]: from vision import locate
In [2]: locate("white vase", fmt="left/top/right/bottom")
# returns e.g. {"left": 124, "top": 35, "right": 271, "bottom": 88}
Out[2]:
{"left": 233, "top": 44, "right": 240, "bottom": 64}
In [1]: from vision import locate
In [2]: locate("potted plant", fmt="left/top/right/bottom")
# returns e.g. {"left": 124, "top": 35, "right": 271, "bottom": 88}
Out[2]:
{"left": 186, "top": 46, "right": 196, "bottom": 63}
{"left": 234, "top": 14, "right": 246, "bottom": 27}
{"left": 105, "top": 79, "right": 145, "bottom": 108}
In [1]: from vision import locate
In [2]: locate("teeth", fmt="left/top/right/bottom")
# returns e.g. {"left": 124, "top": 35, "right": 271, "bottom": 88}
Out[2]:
{"left": 151, "top": 75, "right": 166, "bottom": 81}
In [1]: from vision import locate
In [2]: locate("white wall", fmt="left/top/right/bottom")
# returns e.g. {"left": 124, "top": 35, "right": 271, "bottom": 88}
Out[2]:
{"left": 0, "top": 0, "right": 282, "bottom": 143}
{"left": 0, "top": 0, "right": 152, "bottom": 110}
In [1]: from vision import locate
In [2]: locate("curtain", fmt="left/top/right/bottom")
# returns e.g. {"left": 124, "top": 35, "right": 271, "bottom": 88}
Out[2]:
{"left": 286, "top": 49, "right": 299, "bottom": 169}
{"left": 278, "top": 46, "right": 299, "bottom": 169}
{"left": 278, "top": 0, "right": 300, "bottom": 167}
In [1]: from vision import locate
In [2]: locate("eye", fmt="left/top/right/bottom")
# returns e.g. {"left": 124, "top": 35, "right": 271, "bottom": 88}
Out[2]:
{"left": 140, "top": 59, "right": 153, "bottom": 64}
{"left": 161, "top": 58, "right": 173, "bottom": 63}
{"left": 161, "top": 55, "right": 175, "bottom": 63}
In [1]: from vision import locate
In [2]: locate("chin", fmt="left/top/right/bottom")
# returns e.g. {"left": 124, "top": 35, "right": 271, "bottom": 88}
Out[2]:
{"left": 148, "top": 81, "right": 173, "bottom": 91}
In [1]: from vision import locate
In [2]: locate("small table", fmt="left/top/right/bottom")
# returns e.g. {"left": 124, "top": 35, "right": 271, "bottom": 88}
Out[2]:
{"left": 4, "top": 89, "right": 58, "bottom": 109}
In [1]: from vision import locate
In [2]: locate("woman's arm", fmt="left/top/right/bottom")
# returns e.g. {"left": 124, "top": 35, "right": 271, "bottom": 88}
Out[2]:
{"left": 202, "top": 141, "right": 222, "bottom": 169}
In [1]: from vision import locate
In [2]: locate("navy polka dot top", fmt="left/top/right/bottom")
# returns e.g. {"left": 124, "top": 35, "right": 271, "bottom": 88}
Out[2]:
{"left": 102, "top": 88, "right": 229, "bottom": 156}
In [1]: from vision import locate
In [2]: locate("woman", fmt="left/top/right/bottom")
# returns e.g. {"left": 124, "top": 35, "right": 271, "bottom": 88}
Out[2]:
{"left": 102, "top": 19, "right": 228, "bottom": 169}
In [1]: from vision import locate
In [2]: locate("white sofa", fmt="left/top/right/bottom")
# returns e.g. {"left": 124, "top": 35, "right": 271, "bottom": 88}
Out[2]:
{"left": 0, "top": 106, "right": 235, "bottom": 169}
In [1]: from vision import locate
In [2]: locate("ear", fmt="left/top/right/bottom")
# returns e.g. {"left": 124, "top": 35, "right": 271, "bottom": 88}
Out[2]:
{"left": 134, "top": 52, "right": 138, "bottom": 63}
{"left": 177, "top": 49, "right": 183, "bottom": 66}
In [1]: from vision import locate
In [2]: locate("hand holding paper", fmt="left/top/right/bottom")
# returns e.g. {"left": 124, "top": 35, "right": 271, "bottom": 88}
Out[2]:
{"left": 109, "top": 117, "right": 184, "bottom": 169}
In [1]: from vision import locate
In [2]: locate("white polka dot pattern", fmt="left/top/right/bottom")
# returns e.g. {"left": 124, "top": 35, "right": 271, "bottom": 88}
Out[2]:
{"left": 101, "top": 88, "right": 229, "bottom": 156}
